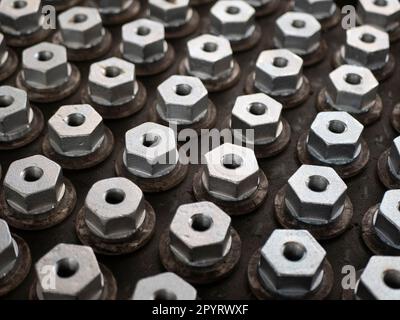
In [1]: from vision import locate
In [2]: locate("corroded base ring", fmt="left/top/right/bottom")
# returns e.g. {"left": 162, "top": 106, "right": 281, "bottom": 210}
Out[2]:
{"left": 3, "top": 27, "right": 53, "bottom": 48}
{"left": 389, "top": 25, "right": 400, "bottom": 43}
{"left": 0, "top": 49, "right": 18, "bottom": 82}
{"left": 98, "top": 0, "right": 141, "bottom": 26}
{"left": 52, "top": 0, "right": 84, "bottom": 12}
{"left": 254, "top": 0, "right": 282, "bottom": 17}
{"left": 165, "top": 10, "right": 200, "bottom": 39}
{"left": 377, "top": 149, "right": 400, "bottom": 189}
{"left": 229, "top": 24, "right": 262, "bottom": 53}
{"left": 391, "top": 104, "right": 400, "bottom": 133}
{"left": 190, "top": 0, "right": 216, "bottom": 7}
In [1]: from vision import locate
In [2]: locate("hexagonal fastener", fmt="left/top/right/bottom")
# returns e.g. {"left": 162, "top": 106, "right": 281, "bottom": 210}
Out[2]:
{"left": 156, "top": 75, "right": 209, "bottom": 125}
{"left": 148, "top": 0, "right": 190, "bottom": 27}
{"left": 0, "top": 219, "right": 18, "bottom": 279}
{"left": 274, "top": 11, "right": 321, "bottom": 55}
{"left": 22, "top": 42, "right": 70, "bottom": 90}
{"left": 89, "top": 57, "right": 136, "bottom": 107}
{"left": 210, "top": 0, "right": 256, "bottom": 41}
{"left": 326, "top": 64, "right": 379, "bottom": 114}
{"left": 388, "top": 136, "right": 400, "bottom": 179}
{"left": 307, "top": 111, "right": 364, "bottom": 165}
{"left": 124, "top": 122, "right": 179, "bottom": 178}
{"left": 254, "top": 49, "right": 304, "bottom": 96}
{"left": 294, "top": 0, "right": 337, "bottom": 19}
{"left": 355, "top": 256, "right": 400, "bottom": 300}
{"left": 97, "top": 0, "right": 133, "bottom": 14}
{"left": 202, "top": 143, "right": 260, "bottom": 201}
{"left": 285, "top": 165, "right": 347, "bottom": 225}
{"left": 357, "top": 0, "right": 400, "bottom": 32}
{"left": 3, "top": 155, "right": 65, "bottom": 215}
{"left": 35, "top": 243, "right": 104, "bottom": 300}
{"left": 169, "top": 201, "right": 232, "bottom": 267}
{"left": 0, "top": 33, "right": 9, "bottom": 66}
{"left": 258, "top": 229, "right": 326, "bottom": 297}
{"left": 231, "top": 93, "right": 283, "bottom": 145}
{"left": 48, "top": 104, "right": 105, "bottom": 157}
{"left": 58, "top": 7, "right": 105, "bottom": 50}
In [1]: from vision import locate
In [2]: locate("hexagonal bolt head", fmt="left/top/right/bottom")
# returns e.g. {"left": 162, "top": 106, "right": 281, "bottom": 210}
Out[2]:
{"left": 357, "top": 0, "right": 400, "bottom": 32}
{"left": 35, "top": 244, "right": 104, "bottom": 300}
{"left": 0, "top": 33, "right": 9, "bottom": 66}
{"left": 89, "top": 57, "right": 136, "bottom": 107}
{"left": 258, "top": 229, "right": 326, "bottom": 298}
{"left": 48, "top": 104, "right": 105, "bottom": 157}
{"left": 22, "top": 42, "right": 70, "bottom": 90}
{"left": 3, "top": 155, "right": 65, "bottom": 215}
{"left": 149, "top": 0, "right": 190, "bottom": 27}
{"left": 355, "top": 256, "right": 400, "bottom": 300}
{"left": 97, "top": 0, "right": 133, "bottom": 14}
{"left": 124, "top": 122, "right": 179, "bottom": 178}
{"left": 343, "top": 25, "right": 390, "bottom": 70}
{"left": 156, "top": 75, "right": 208, "bottom": 125}
{"left": 231, "top": 93, "right": 283, "bottom": 145}
{"left": 202, "top": 143, "right": 260, "bottom": 201}
{"left": 307, "top": 111, "right": 364, "bottom": 165}
{"left": 169, "top": 201, "right": 232, "bottom": 267}
{"left": 326, "top": 65, "right": 379, "bottom": 114}
{"left": 132, "top": 272, "right": 197, "bottom": 300}
{"left": 122, "top": 18, "right": 166, "bottom": 64}
{"left": 58, "top": 7, "right": 105, "bottom": 50}
{"left": 294, "top": 0, "right": 336, "bottom": 19}
{"left": 388, "top": 136, "right": 400, "bottom": 179}
{"left": 0, "top": 219, "right": 18, "bottom": 279}
{"left": 285, "top": 165, "right": 347, "bottom": 225}
{"left": 254, "top": 49, "right": 304, "bottom": 96}
{"left": 274, "top": 11, "right": 322, "bottom": 55}
{"left": 210, "top": 0, "right": 256, "bottom": 41}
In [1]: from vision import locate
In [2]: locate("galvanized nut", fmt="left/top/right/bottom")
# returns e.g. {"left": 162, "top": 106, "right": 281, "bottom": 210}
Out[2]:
{"left": 294, "top": 0, "right": 337, "bottom": 20}
{"left": 202, "top": 143, "right": 260, "bottom": 201}
{"left": 285, "top": 164, "right": 347, "bottom": 225}
{"left": 124, "top": 122, "right": 179, "bottom": 178}
{"left": 0, "top": 219, "right": 19, "bottom": 279}
{"left": 258, "top": 229, "right": 326, "bottom": 298}
{"left": 48, "top": 104, "right": 105, "bottom": 157}
{"left": 35, "top": 243, "right": 105, "bottom": 300}
{"left": 307, "top": 111, "right": 364, "bottom": 165}
{"left": 3, "top": 155, "right": 65, "bottom": 215}
{"left": 388, "top": 136, "right": 400, "bottom": 180}
{"left": 132, "top": 272, "right": 197, "bottom": 300}
{"left": 326, "top": 65, "right": 379, "bottom": 114}
{"left": 169, "top": 201, "right": 232, "bottom": 267}
{"left": 355, "top": 256, "right": 400, "bottom": 300}
{"left": 357, "top": 0, "right": 400, "bottom": 32}
{"left": 97, "top": 0, "right": 134, "bottom": 15}
{"left": 148, "top": 0, "right": 191, "bottom": 28}
{"left": 156, "top": 75, "right": 208, "bottom": 125}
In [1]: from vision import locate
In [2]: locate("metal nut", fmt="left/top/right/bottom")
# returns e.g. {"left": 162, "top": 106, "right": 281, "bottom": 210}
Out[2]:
{"left": 0, "top": 219, "right": 18, "bottom": 279}
{"left": 97, "top": 0, "right": 134, "bottom": 14}
{"left": 388, "top": 136, "right": 400, "bottom": 179}
{"left": 148, "top": 0, "right": 190, "bottom": 27}
{"left": 48, "top": 104, "right": 105, "bottom": 157}
{"left": 285, "top": 164, "right": 347, "bottom": 225}
{"left": 258, "top": 229, "right": 326, "bottom": 298}
{"left": 357, "top": 0, "right": 400, "bottom": 32}
{"left": 3, "top": 155, "right": 65, "bottom": 215}
{"left": 294, "top": 0, "right": 337, "bottom": 20}
{"left": 35, "top": 243, "right": 104, "bottom": 300}
{"left": 169, "top": 201, "right": 232, "bottom": 267}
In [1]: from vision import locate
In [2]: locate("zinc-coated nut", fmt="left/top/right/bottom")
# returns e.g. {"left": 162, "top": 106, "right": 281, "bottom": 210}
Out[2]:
{"left": 3, "top": 155, "right": 65, "bottom": 215}
{"left": 97, "top": 0, "right": 134, "bottom": 14}
{"left": 307, "top": 111, "right": 364, "bottom": 165}
{"left": 202, "top": 143, "right": 260, "bottom": 201}
{"left": 294, "top": 0, "right": 337, "bottom": 19}
{"left": 148, "top": 0, "right": 190, "bottom": 27}
{"left": 0, "top": 219, "right": 18, "bottom": 279}
{"left": 48, "top": 104, "right": 105, "bottom": 157}
{"left": 355, "top": 256, "right": 400, "bottom": 300}
{"left": 169, "top": 201, "right": 232, "bottom": 267}
{"left": 285, "top": 164, "right": 347, "bottom": 225}
{"left": 0, "top": 33, "right": 9, "bottom": 67}
{"left": 124, "top": 122, "right": 179, "bottom": 178}
{"left": 357, "top": 0, "right": 400, "bottom": 32}
{"left": 388, "top": 136, "right": 400, "bottom": 179}
{"left": 156, "top": 75, "right": 209, "bottom": 125}
{"left": 258, "top": 229, "right": 326, "bottom": 297}
{"left": 35, "top": 243, "right": 104, "bottom": 300}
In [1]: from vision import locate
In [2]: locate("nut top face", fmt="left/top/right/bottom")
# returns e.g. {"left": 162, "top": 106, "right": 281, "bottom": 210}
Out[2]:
{"left": 156, "top": 75, "right": 208, "bottom": 125}
{"left": 231, "top": 93, "right": 283, "bottom": 145}
{"left": 58, "top": 7, "right": 105, "bottom": 50}
{"left": 274, "top": 11, "right": 322, "bottom": 55}
{"left": 294, "top": 0, "right": 336, "bottom": 19}
{"left": 285, "top": 165, "right": 347, "bottom": 225}
{"left": 124, "top": 122, "right": 179, "bottom": 178}
{"left": 202, "top": 143, "right": 260, "bottom": 201}
{"left": 255, "top": 49, "right": 304, "bottom": 96}
{"left": 307, "top": 111, "right": 364, "bottom": 165}
{"left": 132, "top": 272, "right": 197, "bottom": 300}
{"left": 187, "top": 34, "right": 234, "bottom": 80}
{"left": 0, "top": 219, "right": 18, "bottom": 278}
{"left": 148, "top": 0, "right": 190, "bottom": 27}
{"left": 259, "top": 229, "right": 326, "bottom": 297}
{"left": 89, "top": 57, "right": 136, "bottom": 107}
{"left": 356, "top": 256, "right": 400, "bottom": 300}
{"left": 35, "top": 244, "right": 104, "bottom": 300}
{"left": 326, "top": 65, "right": 379, "bottom": 114}
{"left": 388, "top": 136, "right": 400, "bottom": 179}
{"left": 169, "top": 201, "right": 232, "bottom": 267}
{"left": 210, "top": 0, "right": 256, "bottom": 41}
{"left": 48, "top": 104, "right": 105, "bottom": 157}
{"left": 357, "top": 0, "right": 400, "bottom": 32}
{"left": 3, "top": 155, "right": 65, "bottom": 215}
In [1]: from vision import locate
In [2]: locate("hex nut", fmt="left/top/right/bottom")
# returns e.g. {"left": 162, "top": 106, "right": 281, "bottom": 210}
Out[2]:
{"left": 258, "top": 229, "right": 326, "bottom": 297}
{"left": 355, "top": 256, "right": 400, "bottom": 300}
{"left": 3, "top": 155, "right": 65, "bottom": 215}
{"left": 149, "top": 0, "right": 190, "bottom": 27}
{"left": 285, "top": 165, "right": 347, "bottom": 225}
{"left": 357, "top": 0, "right": 400, "bottom": 32}
{"left": 202, "top": 143, "right": 260, "bottom": 201}
{"left": 124, "top": 122, "right": 179, "bottom": 178}
{"left": 35, "top": 243, "right": 104, "bottom": 300}
{"left": 388, "top": 136, "right": 400, "bottom": 179}
{"left": 294, "top": 0, "right": 337, "bottom": 19}
{"left": 48, "top": 104, "right": 105, "bottom": 157}
{"left": 97, "top": 0, "right": 133, "bottom": 14}
{"left": 0, "top": 219, "right": 18, "bottom": 279}
{"left": 169, "top": 201, "right": 232, "bottom": 267}
{"left": 0, "top": 33, "right": 9, "bottom": 67}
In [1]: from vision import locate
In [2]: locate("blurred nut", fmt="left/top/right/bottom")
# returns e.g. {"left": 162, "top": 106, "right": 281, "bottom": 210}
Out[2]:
{"left": 388, "top": 136, "right": 400, "bottom": 179}
{"left": 149, "top": 0, "right": 191, "bottom": 27}
{"left": 0, "top": 219, "right": 18, "bottom": 279}
{"left": 357, "top": 0, "right": 400, "bottom": 32}
{"left": 97, "top": 0, "right": 134, "bottom": 14}
{"left": 0, "top": 33, "right": 9, "bottom": 67}
{"left": 244, "top": 0, "right": 273, "bottom": 8}
{"left": 294, "top": 0, "right": 337, "bottom": 19}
